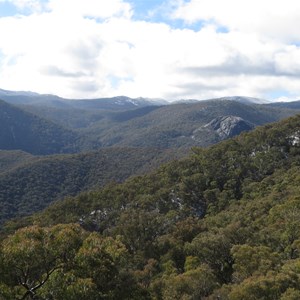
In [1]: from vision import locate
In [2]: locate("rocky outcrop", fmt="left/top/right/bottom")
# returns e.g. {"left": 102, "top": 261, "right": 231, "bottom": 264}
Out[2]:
{"left": 205, "top": 115, "right": 255, "bottom": 139}
{"left": 192, "top": 115, "right": 255, "bottom": 143}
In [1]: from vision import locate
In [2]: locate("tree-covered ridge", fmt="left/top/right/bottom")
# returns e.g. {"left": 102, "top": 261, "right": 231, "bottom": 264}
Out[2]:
{"left": 0, "top": 100, "right": 88, "bottom": 155}
{"left": 2, "top": 92, "right": 300, "bottom": 159}
{"left": 25, "top": 114, "right": 300, "bottom": 226}
{"left": 2, "top": 114, "right": 300, "bottom": 298}
{"left": 20, "top": 104, "right": 162, "bottom": 130}
{"left": 0, "top": 147, "right": 182, "bottom": 226}
{"left": 0, "top": 150, "right": 35, "bottom": 173}
{"left": 15, "top": 99, "right": 300, "bottom": 150}
{"left": 79, "top": 100, "right": 300, "bottom": 148}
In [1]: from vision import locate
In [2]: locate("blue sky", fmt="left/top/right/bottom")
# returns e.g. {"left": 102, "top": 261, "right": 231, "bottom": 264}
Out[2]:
{"left": 128, "top": 0, "right": 202, "bottom": 30}
{"left": 0, "top": 0, "right": 300, "bottom": 101}
{"left": 0, "top": 2, "right": 17, "bottom": 17}
{"left": 130, "top": 0, "right": 166, "bottom": 18}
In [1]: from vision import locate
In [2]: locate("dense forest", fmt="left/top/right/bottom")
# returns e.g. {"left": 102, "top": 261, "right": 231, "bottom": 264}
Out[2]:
{"left": 0, "top": 100, "right": 96, "bottom": 155}
{"left": 2, "top": 94, "right": 300, "bottom": 153}
{"left": 0, "top": 147, "right": 183, "bottom": 225}
{"left": 20, "top": 99, "right": 300, "bottom": 148}
{"left": 2, "top": 114, "right": 300, "bottom": 299}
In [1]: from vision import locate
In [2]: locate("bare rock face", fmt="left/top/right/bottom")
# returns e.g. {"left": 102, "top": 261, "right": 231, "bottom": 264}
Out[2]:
{"left": 191, "top": 115, "right": 255, "bottom": 145}
{"left": 205, "top": 115, "right": 255, "bottom": 139}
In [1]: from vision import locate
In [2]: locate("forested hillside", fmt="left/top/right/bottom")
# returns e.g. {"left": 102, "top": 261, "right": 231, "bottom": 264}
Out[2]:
{"left": 7, "top": 94, "right": 298, "bottom": 149}
{"left": 2, "top": 114, "right": 300, "bottom": 299}
{"left": 0, "top": 150, "right": 35, "bottom": 173}
{"left": 0, "top": 147, "right": 182, "bottom": 226}
{"left": 2, "top": 95, "right": 300, "bottom": 156}
{"left": 94, "top": 100, "right": 298, "bottom": 147}
{"left": 2, "top": 91, "right": 300, "bottom": 299}
{"left": 0, "top": 100, "right": 89, "bottom": 154}
{"left": 30, "top": 99, "right": 299, "bottom": 148}
{"left": 21, "top": 104, "right": 162, "bottom": 130}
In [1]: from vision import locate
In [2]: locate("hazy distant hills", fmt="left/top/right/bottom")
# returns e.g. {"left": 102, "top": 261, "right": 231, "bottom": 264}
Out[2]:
{"left": 0, "top": 88, "right": 167, "bottom": 110}
{"left": 267, "top": 100, "right": 300, "bottom": 109}
{"left": 1, "top": 89, "right": 300, "bottom": 154}
{"left": 84, "top": 100, "right": 300, "bottom": 148}
{"left": 214, "top": 96, "right": 270, "bottom": 104}
{"left": 21, "top": 104, "right": 163, "bottom": 130}
{"left": 0, "top": 100, "right": 88, "bottom": 155}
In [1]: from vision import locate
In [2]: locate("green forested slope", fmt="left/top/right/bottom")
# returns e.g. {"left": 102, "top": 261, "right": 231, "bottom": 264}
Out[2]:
{"left": 85, "top": 100, "right": 300, "bottom": 148}
{"left": 0, "top": 150, "right": 35, "bottom": 173}
{"left": 16, "top": 99, "right": 300, "bottom": 150}
{"left": 2, "top": 115, "right": 300, "bottom": 299}
{"left": 20, "top": 104, "right": 162, "bottom": 130}
{"left": 0, "top": 147, "right": 182, "bottom": 225}
{"left": 0, "top": 100, "right": 86, "bottom": 154}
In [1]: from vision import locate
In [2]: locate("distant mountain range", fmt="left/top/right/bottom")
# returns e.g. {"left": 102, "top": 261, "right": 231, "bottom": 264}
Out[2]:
{"left": 78, "top": 100, "right": 300, "bottom": 148}
{"left": 1, "top": 89, "right": 300, "bottom": 154}
{"left": 0, "top": 88, "right": 168, "bottom": 110}
{"left": 0, "top": 88, "right": 277, "bottom": 108}
{"left": 214, "top": 96, "right": 270, "bottom": 104}
{"left": 267, "top": 100, "right": 300, "bottom": 109}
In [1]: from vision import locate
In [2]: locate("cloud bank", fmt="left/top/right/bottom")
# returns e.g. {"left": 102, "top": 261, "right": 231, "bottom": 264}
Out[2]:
{"left": 0, "top": 0, "right": 300, "bottom": 101}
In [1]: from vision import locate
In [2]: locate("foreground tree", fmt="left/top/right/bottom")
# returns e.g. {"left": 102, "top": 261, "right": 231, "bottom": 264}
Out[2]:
{"left": 0, "top": 225, "right": 144, "bottom": 299}
{"left": 0, "top": 224, "right": 85, "bottom": 299}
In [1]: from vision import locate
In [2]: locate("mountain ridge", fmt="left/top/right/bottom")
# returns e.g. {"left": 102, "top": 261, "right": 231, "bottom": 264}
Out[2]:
{"left": 0, "top": 100, "right": 88, "bottom": 155}
{"left": 1, "top": 94, "right": 300, "bottom": 154}
{"left": 0, "top": 88, "right": 168, "bottom": 110}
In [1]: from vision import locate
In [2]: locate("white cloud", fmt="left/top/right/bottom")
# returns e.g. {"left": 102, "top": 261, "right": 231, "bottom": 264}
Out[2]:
{"left": 47, "top": 0, "right": 132, "bottom": 19}
{"left": 173, "top": 0, "right": 300, "bottom": 43}
{"left": 0, "top": 0, "right": 300, "bottom": 101}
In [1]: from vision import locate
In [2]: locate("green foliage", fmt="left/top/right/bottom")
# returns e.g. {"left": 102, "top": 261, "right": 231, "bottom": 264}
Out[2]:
{"left": 159, "top": 264, "right": 218, "bottom": 299}
{"left": 0, "top": 225, "right": 141, "bottom": 299}
{"left": 231, "top": 245, "right": 281, "bottom": 282}
{"left": 39, "top": 271, "right": 98, "bottom": 300}
{"left": 228, "top": 271, "right": 299, "bottom": 300}
{"left": 0, "top": 147, "right": 181, "bottom": 225}
{"left": 0, "top": 224, "right": 85, "bottom": 299}
{"left": 280, "top": 288, "right": 300, "bottom": 300}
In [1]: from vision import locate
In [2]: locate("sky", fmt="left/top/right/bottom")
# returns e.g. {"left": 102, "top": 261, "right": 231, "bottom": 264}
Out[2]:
{"left": 0, "top": 0, "right": 300, "bottom": 101}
